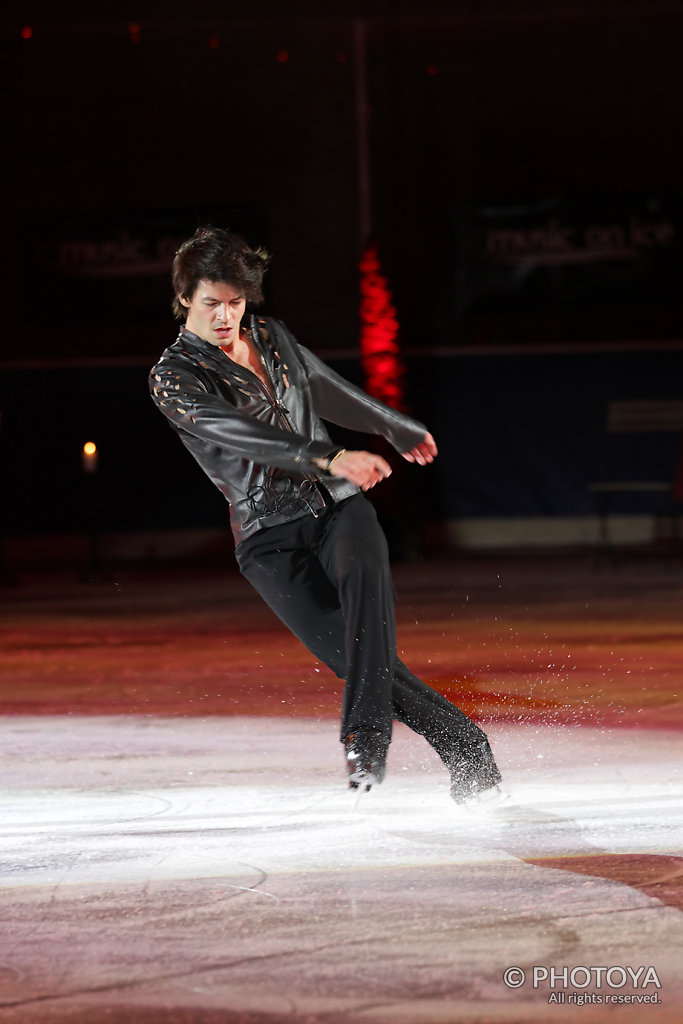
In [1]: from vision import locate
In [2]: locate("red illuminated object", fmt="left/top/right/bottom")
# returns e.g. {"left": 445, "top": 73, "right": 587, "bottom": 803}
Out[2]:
{"left": 359, "top": 243, "right": 406, "bottom": 412}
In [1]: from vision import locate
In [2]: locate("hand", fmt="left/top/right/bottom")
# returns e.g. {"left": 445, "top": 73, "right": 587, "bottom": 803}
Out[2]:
{"left": 325, "top": 450, "right": 393, "bottom": 491}
{"left": 401, "top": 431, "right": 438, "bottom": 465}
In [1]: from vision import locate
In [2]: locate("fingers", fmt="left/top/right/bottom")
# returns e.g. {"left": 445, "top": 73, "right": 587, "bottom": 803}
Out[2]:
{"left": 360, "top": 467, "right": 390, "bottom": 491}
{"left": 327, "top": 450, "right": 392, "bottom": 490}
{"left": 401, "top": 431, "right": 438, "bottom": 465}
{"left": 423, "top": 431, "right": 438, "bottom": 457}
{"left": 356, "top": 453, "right": 392, "bottom": 491}
{"left": 327, "top": 437, "right": 437, "bottom": 490}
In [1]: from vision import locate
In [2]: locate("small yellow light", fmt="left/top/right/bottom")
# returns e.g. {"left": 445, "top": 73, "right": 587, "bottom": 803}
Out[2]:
{"left": 82, "top": 441, "right": 99, "bottom": 474}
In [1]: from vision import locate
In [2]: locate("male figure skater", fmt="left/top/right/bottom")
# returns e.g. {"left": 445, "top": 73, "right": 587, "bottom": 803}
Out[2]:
{"left": 150, "top": 226, "right": 501, "bottom": 800}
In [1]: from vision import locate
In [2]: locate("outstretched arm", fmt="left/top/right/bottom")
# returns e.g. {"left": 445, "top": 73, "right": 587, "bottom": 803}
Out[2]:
{"left": 150, "top": 356, "right": 336, "bottom": 473}
{"left": 297, "top": 342, "right": 428, "bottom": 454}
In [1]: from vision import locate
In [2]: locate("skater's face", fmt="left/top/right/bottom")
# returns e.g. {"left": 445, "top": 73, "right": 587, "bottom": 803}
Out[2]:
{"left": 179, "top": 279, "right": 247, "bottom": 348}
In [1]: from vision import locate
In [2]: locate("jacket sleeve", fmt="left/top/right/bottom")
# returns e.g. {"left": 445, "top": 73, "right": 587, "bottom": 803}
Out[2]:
{"left": 149, "top": 356, "right": 335, "bottom": 473}
{"left": 297, "top": 343, "right": 428, "bottom": 453}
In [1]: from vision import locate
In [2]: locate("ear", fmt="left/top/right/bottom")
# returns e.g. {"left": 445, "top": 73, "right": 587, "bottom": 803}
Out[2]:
{"left": 178, "top": 294, "right": 191, "bottom": 309}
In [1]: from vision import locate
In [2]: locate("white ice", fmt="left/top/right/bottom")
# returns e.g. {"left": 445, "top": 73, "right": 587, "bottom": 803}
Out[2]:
{"left": 0, "top": 715, "right": 681, "bottom": 1023}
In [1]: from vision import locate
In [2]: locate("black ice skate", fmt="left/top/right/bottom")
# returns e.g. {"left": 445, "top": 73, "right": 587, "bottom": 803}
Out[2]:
{"left": 344, "top": 728, "right": 388, "bottom": 792}
{"left": 447, "top": 738, "right": 503, "bottom": 805}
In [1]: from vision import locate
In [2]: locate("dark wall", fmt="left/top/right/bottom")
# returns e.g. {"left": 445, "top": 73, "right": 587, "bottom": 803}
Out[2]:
{"left": 5, "top": 3, "right": 683, "bottom": 359}
{"left": 5, "top": 14, "right": 361, "bottom": 356}
{"left": 368, "top": 10, "right": 683, "bottom": 336}
{"left": 3, "top": 2, "right": 683, "bottom": 538}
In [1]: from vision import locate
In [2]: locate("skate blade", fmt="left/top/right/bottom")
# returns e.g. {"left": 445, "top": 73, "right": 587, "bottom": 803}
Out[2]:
{"left": 348, "top": 772, "right": 377, "bottom": 810}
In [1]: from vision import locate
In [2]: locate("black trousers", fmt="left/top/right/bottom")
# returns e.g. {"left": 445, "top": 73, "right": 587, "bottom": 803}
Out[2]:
{"left": 236, "top": 494, "right": 487, "bottom": 762}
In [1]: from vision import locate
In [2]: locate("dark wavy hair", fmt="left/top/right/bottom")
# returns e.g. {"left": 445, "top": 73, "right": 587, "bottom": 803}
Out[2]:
{"left": 172, "top": 226, "right": 270, "bottom": 320}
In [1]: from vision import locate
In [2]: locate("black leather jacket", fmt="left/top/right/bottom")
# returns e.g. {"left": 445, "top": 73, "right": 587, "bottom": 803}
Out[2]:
{"left": 149, "top": 315, "right": 427, "bottom": 544}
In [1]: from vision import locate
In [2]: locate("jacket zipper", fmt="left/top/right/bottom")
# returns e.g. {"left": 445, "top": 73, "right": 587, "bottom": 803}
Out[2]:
{"left": 249, "top": 357, "right": 324, "bottom": 519}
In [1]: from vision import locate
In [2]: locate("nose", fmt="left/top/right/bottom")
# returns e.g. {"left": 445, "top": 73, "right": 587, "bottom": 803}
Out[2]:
{"left": 216, "top": 303, "right": 233, "bottom": 324}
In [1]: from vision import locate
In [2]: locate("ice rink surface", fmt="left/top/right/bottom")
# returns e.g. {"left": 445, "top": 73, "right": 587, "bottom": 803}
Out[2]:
{"left": 1, "top": 555, "right": 682, "bottom": 1022}
{"left": 1, "top": 716, "right": 681, "bottom": 1024}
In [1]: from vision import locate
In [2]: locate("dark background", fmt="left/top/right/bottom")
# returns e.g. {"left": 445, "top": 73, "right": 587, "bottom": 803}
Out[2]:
{"left": 2, "top": 0, "right": 683, "bottom": 544}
